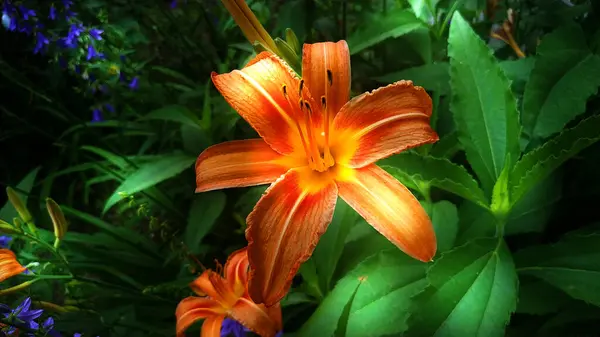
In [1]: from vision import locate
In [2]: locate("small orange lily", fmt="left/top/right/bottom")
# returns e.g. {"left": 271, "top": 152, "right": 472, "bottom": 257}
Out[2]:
{"left": 0, "top": 249, "right": 26, "bottom": 282}
{"left": 196, "top": 41, "right": 438, "bottom": 306}
{"left": 175, "top": 248, "right": 282, "bottom": 337}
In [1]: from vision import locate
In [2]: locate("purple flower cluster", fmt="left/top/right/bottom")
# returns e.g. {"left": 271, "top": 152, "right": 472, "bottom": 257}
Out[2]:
{"left": 1, "top": 0, "right": 142, "bottom": 122}
{"left": 220, "top": 318, "right": 283, "bottom": 337}
{"left": 0, "top": 297, "right": 87, "bottom": 336}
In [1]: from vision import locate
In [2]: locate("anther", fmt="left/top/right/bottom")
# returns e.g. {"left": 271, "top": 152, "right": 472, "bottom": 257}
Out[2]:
{"left": 326, "top": 69, "right": 333, "bottom": 86}
{"left": 282, "top": 84, "right": 287, "bottom": 96}
{"left": 299, "top": 79, "right": 304, "bottom": 96}
{"left": 321, "top": 96, "right": 327, "bottom": 108}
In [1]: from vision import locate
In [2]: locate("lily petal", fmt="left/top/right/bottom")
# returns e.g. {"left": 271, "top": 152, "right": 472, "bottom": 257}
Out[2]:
{"left": 196, "top": 139, "right": 303, "bottom": 193}
{"left": 331, "top": 80, "right": 438, "bottom": 168}
{"left": 246, "top": 168, "right": 338, "bottom": 306}
{"left": 201, "top": 315, "right": 225, "bottom": 337}
{"left": 230, "top": 298, "right": 281, "bottom": 337}
{"left": 335, "top": 164, "right": 436, "bottom": 262}
{"left": 224, "top": 247, "right": 250, "bottom": 297}
{"left": 0, "top": 249, "right": 26, "bottom": 282}
{"left": 212, "top": 52, "right": 320, "bottom": 156}
{"left": 175, "top": 297, "right": 224, "bottom": 337}
{"left": 190, "top": 272, "right": 238, "bottom": 307}
{"left": 302, "top": 41, "right": 351, "bottom": 120}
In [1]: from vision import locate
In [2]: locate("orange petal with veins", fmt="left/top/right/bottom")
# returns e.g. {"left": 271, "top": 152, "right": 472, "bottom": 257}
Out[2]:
{"left": 175, "top": 297, "right": 224, "bottom": 337}
{"left": 246, "top": 168, "right": 337, "bottom": 306}
{"left": 336, "top": 164, "right": 436, "bottom": 262}
{"left": 201, "top": 315, "right": 225, "bottom": 337}
{"left": 230, "top": 298, "right": 282, "bottom": 337}
{"left": 0, "top": 249, "right": 26, "bottom": 282}
{"left": 212, "top": 52, "right": 320, "bottom": 156}
{"left": 195, "top": 139, "right": 303, "bottom": 193}
{"left": 190, "top": 272, "right": 238, "bottom": 307}
{"left": 224, "top": 247, "right": 250, "bottom": 297}
{"left": 302, "top": 41, "right": 351, "bottom": 120}
{"left": 331, "top": 80, "right": 438, "bottom": 168}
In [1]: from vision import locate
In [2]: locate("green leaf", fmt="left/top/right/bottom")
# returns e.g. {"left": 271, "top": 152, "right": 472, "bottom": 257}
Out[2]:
{"left": 103, "top": 153, "right": 195, "bottom": 213}
{"left": 373, "top": 63, "right": 450, "bottom": 94}
{"left": 407, "top": 0, "right": 439, "bottom": 23}
{"left": 430, "top": 131, "right": 461, "bottom": 158}
{"left": 535, "top": 302, "right": 600, "bottom": 337}
{"left": 184, "top": 192, "right": 226, "bottom": 254}
{"left": 313, "top": 199, "right": 360, "bottom": 294}
{"left": 81, "top": 146, "right": 130, "bottom": 169}
{"left": 333, "top": 279, "right": 363, "bottom": 337}
{"left": 407, "top": 238, "right": 518, "bottom": 337}
{"left": 448, "top": 12, "right": 521, "bottom": 194}
{"left": 142, "top": 105, "right": 203, "bottom": 130}
{"left": 522, "top": 24, "right": 600, "bottom": 139}
{"left": 347, "top": 9, "right": 425, "bottom": 55}
{"left": 426, "top": 201, "right": 459, "bottom": 253}
{"left": 515, "top": 232, "right": 600, "bottom": 307}
{"left": 379, "top": 152, "right": 488, "bottom": 208}
{"left": 0, "top": 167, "right": 40, "bottom": 222}
{"left": 509, "top": 114, "right": 600, "bottom": 206}
{"left": 298, "top": 251, "right": 428, "bottom": 337}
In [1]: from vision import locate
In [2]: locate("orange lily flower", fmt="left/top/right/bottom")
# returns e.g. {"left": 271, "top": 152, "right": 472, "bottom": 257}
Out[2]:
{"left": 175, "top": 247, "right": 282, "bottom": 337}
{"left": 0, "top": 249, "right": 26, "bottom": 282}
{"left": 196, "top": 41, "right": 439, "bottom": 306}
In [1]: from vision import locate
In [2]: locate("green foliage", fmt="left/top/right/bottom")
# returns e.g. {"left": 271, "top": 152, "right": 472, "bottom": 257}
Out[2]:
{"left": 448, "top": 12, "right": 521, "bottom": 195}
{"left": 2, "top": 0, "right": 600, "bottom": 336}
{"left": 407, "top": 238, "right": 518, "bottom": 337}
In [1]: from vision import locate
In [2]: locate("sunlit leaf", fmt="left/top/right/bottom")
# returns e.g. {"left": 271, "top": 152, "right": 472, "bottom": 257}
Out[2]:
{"left": 347, "top": 9, "right": 425, "bottom": 54}
{"left": 379, "top": 152, "right": 488, "bottom": 208}
{"left": 103, "top": 153, "right": 195, "bottom": 213}
{"left": 299, "top": 251, "right": 428, "bottom": 337}
{"left": 448, "top": 12, "right": 521, "bottom": 194}
{"left": 407, "top": 237, "right": 518, "bottom": 337}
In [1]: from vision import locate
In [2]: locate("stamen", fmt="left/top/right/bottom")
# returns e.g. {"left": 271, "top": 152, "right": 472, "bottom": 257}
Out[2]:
{"left": 303, "top": 102, "right": 325, "bottom": 171}
{"left": 326, "top": 69, "right": 333, "bottom": 86}
{"left": 321, "top": 95, "right": 334, "bottom": 167}
{"left": 282, "top": 85, "right": 311, "bottom": 163}
{"left": 299, "top": 79, "right": 304, "bottom": 96}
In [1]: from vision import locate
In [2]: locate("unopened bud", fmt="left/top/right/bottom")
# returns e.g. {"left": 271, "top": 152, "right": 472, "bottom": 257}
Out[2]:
{"left": 46, "top": 198, "right": 68, "bottom": 241}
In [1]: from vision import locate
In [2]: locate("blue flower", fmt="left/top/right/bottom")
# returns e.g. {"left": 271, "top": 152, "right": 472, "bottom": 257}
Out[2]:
{"left": 221, "top": 318, "right": 246, "bottom": 337}
{"left": 33, "top": 32, "right": 49, "bottom": 54}
{"left": 49, "top": 5, "right": 56, "bottom": 20}
{"left": 86, "top": 44, "right": 97, "bottom": 60}
{"left": 0, "top": 236, "right": 12, "bottom": 248}
{"left": 0, "top": 297, "right": 44, "bottom": 334}
{"left": 1, "top": 11, "right": 12, "bottom": 29}
{"left": 62, "top": 0, "right": 74, "bottom": 9}
{"left": 89, "top": 28, "right": 103, "bottom": 40}
{"left": 104, "top": 103, "right": 115, "bottom": 113}
{"left": 92, "top": 109, "right": 103, "bottom": 122}
{"left": 18, "top": 6, "right": 36, "bottom": 20}
{"left": 128, "top": 76, "right": 139, "bottom": 90}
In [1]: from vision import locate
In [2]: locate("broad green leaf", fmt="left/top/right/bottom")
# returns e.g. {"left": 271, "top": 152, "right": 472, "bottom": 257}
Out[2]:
{"left": 515, "top": 232, "right": 600, "bottom": 307}
{"left": 313, "top": 199, "right": 360, "bottom": 294}
{"left": 0, "top": 167, "right": 40, "bottom": 222}
{"left": 379, "top": 152, "right": 488, "bottom": 208}
{"left": 430, "top": 131, "right": 461, "bottom": 158}
{"left": 333, "top": 279, "right": 363, "bottom": 337}
{"left": 335, "top": 223, "right": 395, "bottom": 278}
{"left": 184, "top": 192, "right": 226, "bottom": 254}
{"left": 299, "top": 251, "right": 428, "bottom": 337}
{"left": 509, "top": 114, "right": 600, "bottom": 206}
{"left": 407, "top": 0, "right": 439, "bottom": 23}
{"left": 142, "top": 105, "right": 203, "bottom": 130}
{"left": 522, "top": 24, "right": 600, "bottom": 139}
{"left": 448, "top": 12, "right": 521, "bottom": 194}
{"left": 500, "top": 58, "right": 535, "bottom": 93}
{"left": 373, "top": 63, "right": 450, "bottom": 94}
{"left": 515, "top": 276, "right": 572, "bottom": 315}
{"left": 455, "top": 201, "right": 496, "bottom": 246}
{"left": 81, "top": 146, "right": 129, "bottom": 169}
{"left": 407, "top": 238, "right": 518, "bottom": 337}
{"left": 103, "top": 153, "right": 195, "bottom": 213}
{"left": 424, "top": 201, "right": 459, "bottom": 252}
{"left": 373, "top": 59, "right": 532, "bottom": 96}
{"left": 347, "top": 9, "right": 425, "bottom": 55}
